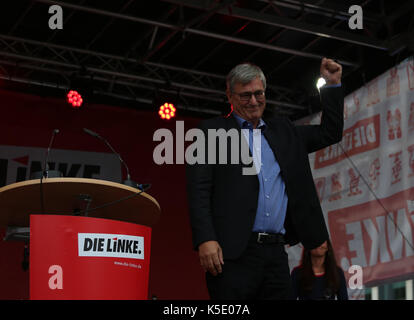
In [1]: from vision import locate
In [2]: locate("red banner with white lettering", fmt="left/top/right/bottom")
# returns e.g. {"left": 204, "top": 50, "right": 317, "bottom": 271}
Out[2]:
{"left": 329, "top": 187, "right": 414, "bottom": 284}
{"left": 30, "top": 215, "right": 151, "bottom": 300}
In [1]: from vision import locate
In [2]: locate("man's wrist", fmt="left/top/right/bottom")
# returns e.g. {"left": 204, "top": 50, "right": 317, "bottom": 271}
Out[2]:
{"left": 323, "top": 83, "right": 342, "bottom": 88}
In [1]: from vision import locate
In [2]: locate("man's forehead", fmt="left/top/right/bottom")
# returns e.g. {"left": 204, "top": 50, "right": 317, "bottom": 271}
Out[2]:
{"left": 233, "top": 78, "right": 264, "bottom": 90}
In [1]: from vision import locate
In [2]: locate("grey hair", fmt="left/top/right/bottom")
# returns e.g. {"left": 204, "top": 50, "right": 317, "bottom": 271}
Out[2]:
{"left": 226, "top": 63, "right": 266, "bottom": 93}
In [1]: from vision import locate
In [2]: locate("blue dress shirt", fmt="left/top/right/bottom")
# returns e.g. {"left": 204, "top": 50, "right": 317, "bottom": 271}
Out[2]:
{"left": 233, "top": 113, "right": 288, "bottom": 234}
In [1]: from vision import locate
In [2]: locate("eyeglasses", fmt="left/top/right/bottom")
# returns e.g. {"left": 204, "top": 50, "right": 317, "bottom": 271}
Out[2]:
{"left": 232, "top": 90, "right": 265, "bottom": 102}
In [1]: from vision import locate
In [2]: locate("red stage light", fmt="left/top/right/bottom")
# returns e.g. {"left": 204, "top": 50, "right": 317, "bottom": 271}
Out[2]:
{"left": 67, "top": 90, "right": 83, "bottom": 108}
{"left": 158, "top": 102, "right": 176, "bottom": 120}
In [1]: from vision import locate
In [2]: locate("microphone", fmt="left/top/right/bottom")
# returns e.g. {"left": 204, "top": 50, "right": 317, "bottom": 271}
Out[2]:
{"left": 83, "top": 128, "right": 144, "bottom": 190}
{"left": 43, "top": 129, "right": 60, "bottom": 177}
{"left": 31, "top": 129, "right": 62, "bottom": 179}
{"left": 33, "top": 128, "right": 62, "bottom": 215}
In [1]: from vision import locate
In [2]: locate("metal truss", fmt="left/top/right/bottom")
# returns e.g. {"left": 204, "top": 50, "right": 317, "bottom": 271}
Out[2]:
{"left": 164, "top": 0, "right": 388, "bottom": 51}
{"left": 0, "top": 33, "right": 306, "bottom": 116}
{"left": 34, "top": 0, "right": 358, "bottom": 66}
{"left": 1, "top": 0, "right": 412, "bottom": 118}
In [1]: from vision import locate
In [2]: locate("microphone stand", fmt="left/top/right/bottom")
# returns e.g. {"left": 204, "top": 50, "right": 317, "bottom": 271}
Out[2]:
{"left": 83, "top": 128, "right": 144, "bottom": 190}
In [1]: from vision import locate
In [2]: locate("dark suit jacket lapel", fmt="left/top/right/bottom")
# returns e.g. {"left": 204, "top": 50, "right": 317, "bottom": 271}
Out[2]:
{"left": 262, "top": 118, "right": 288, "bottom": 171}
{"left": 225, "top": 114, "right": 259, "bottom": 179}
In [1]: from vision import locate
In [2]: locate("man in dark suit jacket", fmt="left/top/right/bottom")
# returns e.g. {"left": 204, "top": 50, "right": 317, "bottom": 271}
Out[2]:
{"left": 186, "top": 58, "right": 343, "bottom": 299}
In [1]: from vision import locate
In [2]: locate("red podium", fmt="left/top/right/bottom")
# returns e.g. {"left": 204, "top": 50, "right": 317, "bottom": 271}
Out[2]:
{"left": 0, "top": 178, "right": 161, "bottom": 300}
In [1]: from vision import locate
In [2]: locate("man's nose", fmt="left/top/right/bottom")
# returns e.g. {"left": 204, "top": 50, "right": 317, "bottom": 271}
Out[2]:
{"left": 249, "top": 94, "right": 259, "bottom": 105}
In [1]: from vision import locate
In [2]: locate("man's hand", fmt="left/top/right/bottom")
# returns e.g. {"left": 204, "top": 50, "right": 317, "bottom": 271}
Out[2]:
{"left": 320, "top": 57, "right": 342, "bottom": 85}
{"left": 198, "top": 240, "right": 224, "bottom": 276}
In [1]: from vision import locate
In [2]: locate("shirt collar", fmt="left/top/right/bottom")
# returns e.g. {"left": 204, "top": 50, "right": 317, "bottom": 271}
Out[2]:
{"left": 232, "top": 113, "right": 266, "bottom": 130}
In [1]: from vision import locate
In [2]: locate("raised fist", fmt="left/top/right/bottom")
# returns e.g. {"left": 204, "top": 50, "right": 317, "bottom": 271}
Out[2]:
{"left": 320, "top": 57, "right": 342, "bottom": 85}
